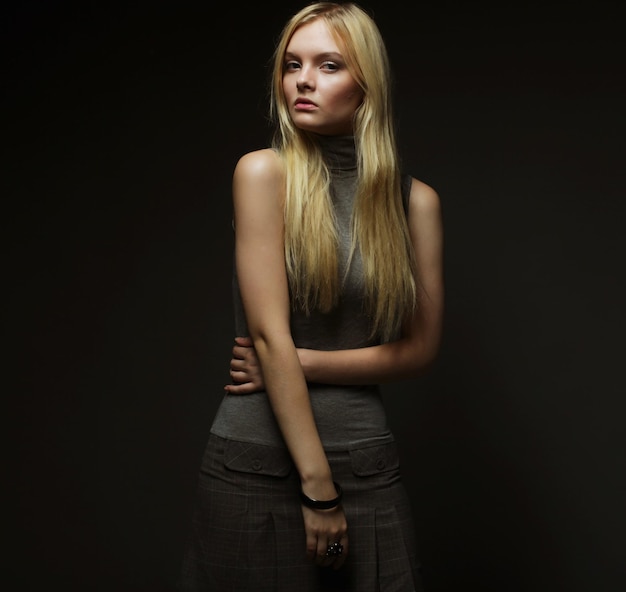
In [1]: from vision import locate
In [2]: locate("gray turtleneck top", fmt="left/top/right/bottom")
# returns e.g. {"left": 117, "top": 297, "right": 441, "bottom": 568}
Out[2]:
{"left": 210, "top": 136, "right": 412, "bottom": 451}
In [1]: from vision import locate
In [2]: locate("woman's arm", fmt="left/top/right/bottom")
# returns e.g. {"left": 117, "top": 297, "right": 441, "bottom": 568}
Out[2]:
{"left": 227, "top": 177, "right": 443, "bottom": 391}
{"left": 232, "top": 149, "right": 347, "bottom": 566}
{"left": 301, "top": 177, "right": 444, "bottom": 384}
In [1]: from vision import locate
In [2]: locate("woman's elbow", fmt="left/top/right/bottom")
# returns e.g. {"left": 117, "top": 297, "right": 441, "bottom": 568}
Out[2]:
{"left": 403, "top": 340, "right": 441, "bottom": 379}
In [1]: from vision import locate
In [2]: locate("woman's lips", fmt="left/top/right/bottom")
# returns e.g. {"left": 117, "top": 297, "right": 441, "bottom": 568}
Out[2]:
{"left": 294, "top": 98, "right": 317, "bottom": 111}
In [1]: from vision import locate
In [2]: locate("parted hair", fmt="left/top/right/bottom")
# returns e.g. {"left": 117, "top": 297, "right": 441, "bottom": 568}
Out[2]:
{"left": 270, "top": 1, "right": 416, "bottom": 340}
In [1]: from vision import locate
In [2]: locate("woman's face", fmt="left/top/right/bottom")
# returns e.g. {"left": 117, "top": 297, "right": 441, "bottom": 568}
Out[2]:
{"left": 283, "top": 19, "right": 364, "bottom": 136}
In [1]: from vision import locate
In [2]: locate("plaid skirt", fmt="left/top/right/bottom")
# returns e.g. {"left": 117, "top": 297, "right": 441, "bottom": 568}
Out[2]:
{"left": 179, "top": 434, "right": 423, "bottom": 592}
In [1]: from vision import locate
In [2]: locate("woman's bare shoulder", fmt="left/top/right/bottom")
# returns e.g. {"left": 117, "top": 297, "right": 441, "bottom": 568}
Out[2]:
{"left": 234, "top": 148, "right": 284, "bottom": 185}
{"left": 408, "top": 176, "right": 441, "bottom": 215}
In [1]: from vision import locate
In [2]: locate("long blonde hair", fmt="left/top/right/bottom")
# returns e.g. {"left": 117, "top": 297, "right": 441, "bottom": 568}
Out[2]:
{"left": 270, "top": 2, "right": 416, "bottom": 340}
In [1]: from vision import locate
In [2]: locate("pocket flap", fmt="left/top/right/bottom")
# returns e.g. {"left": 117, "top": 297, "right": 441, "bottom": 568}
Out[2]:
{"left": 350, "top": 442, "right": 400, "bottom": 476}
{"left": 224, "top": 439, "right": 293, "bottom": 477}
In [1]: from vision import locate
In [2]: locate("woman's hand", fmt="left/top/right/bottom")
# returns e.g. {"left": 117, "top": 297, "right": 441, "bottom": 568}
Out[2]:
{"left": 301, "top": 504, "right": 349, "bottom": 570}
{"left": 225, "top": 337, "right": 265, "bottom": 394}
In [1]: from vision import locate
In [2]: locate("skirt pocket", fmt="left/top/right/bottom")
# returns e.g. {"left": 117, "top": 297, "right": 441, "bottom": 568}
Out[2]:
{"left": 349, "top": 441, "right": 400, "bottom": 478}
{"left": 199, "top": 437, "right": 318, "bottom": 591}
{"left": 333, "top": 441, "right": 422, "bottom": 592}
{"left": 223, "top": 438, "right": 293, "bottom": 477}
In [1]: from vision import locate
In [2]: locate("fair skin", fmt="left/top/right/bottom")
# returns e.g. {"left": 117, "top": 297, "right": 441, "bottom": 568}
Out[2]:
{"left": 230, "top": 20, "right": 443, "bottom": 390}
{"left": 231, "top": 16, "right": 443, "bottom": 571}
{"left": 231, "top": 18, "right": 374, "bottom": 570}
{"left": 226, "top": 176, "right": 443, "bottom": 389}
{"left": 283, "top": 18, "right": 364, "bottom": 135}
{"left": 233, "top": 149, "right": 347, "bottom": 569}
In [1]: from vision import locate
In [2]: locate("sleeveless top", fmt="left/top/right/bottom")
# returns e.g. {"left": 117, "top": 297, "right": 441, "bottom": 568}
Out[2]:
{"left": 210, "top": 136, "right": 412, "bottom": 451}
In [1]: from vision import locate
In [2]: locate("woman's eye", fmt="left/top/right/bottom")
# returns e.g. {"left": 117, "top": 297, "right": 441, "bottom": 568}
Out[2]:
{"left": 322, "top": 62, "right": 339, "bottom": 71}
{"left": 284, "top": 61, "right": 300, "bottom": 71}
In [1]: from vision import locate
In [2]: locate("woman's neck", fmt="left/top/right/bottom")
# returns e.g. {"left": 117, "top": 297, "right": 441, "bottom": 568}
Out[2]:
{"left": 314, "top": 134, "right": 357, "bottom": 172}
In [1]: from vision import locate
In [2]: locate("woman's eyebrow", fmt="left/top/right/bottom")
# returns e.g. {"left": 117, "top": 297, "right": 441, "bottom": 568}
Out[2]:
{"left": 284, "top": 51, "right": 344, "bottom": 61}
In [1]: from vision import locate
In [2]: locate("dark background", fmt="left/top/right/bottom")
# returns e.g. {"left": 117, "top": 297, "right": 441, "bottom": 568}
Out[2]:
{"left": 5, "top": 1, "right": 625, "bottom": 590}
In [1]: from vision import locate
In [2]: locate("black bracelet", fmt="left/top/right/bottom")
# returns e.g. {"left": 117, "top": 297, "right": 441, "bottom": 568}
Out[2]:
{"left": 300, "top": 481, "right": 343, "bottom": 510}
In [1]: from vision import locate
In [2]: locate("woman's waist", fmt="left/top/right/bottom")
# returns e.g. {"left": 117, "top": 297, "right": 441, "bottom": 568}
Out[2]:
{"left": 211, "top": 385, "right": 391, "bottom": 450}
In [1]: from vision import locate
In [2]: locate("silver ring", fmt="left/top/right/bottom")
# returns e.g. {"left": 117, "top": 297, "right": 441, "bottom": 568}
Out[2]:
{"left": 325, "top": 542, "right": 344, "bottom": 557}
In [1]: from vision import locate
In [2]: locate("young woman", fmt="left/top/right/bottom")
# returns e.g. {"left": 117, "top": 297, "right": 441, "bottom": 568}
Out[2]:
{"left": 180, "top": 3, "right": 443, "bottom": 591}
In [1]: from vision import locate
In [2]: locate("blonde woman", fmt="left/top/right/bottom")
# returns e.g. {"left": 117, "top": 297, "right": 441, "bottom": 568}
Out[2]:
{"left": 180, "top": 2, "right": 443, "bottom": 590}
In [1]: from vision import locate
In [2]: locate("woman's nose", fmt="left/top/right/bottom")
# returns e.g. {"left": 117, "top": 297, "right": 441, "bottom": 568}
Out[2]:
{"left": 296, "top": 68, "right": 314, "bottom": 91}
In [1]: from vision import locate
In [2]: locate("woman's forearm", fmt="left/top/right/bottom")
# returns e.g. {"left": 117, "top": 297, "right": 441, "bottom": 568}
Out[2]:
{"left": 300, "top": 177, "right": 444, "bottom": 387}
{"left": 253, "top": 333, "right": 333, "bottom": 488}
{"left": 299, "top": 335, "right": 439, "bottom": 385}
{"left": 227, "top": 313, "right": 441, "bottom": 393}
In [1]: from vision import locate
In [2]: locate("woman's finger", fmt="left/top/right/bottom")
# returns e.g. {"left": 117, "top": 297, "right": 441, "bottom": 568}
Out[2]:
{"left": 224, "top": 382, "right": 257, "bottom": 395}
{"left": 305, "top": 532, "right": 317, "bottom": 561}
{"left": 331, "top": 534, "right": 348, "bottom": 570}
{"left": 230, "top": 358, "right": 246, "bottom": 372}
{"left": 231, "top": 345, "right": 248, "bottom": 360}
{"left": 316, "top": 537, "right": 339, "bottom": 567}
{"left": 229, "top": 368, "right": 245, "bottom": 381}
